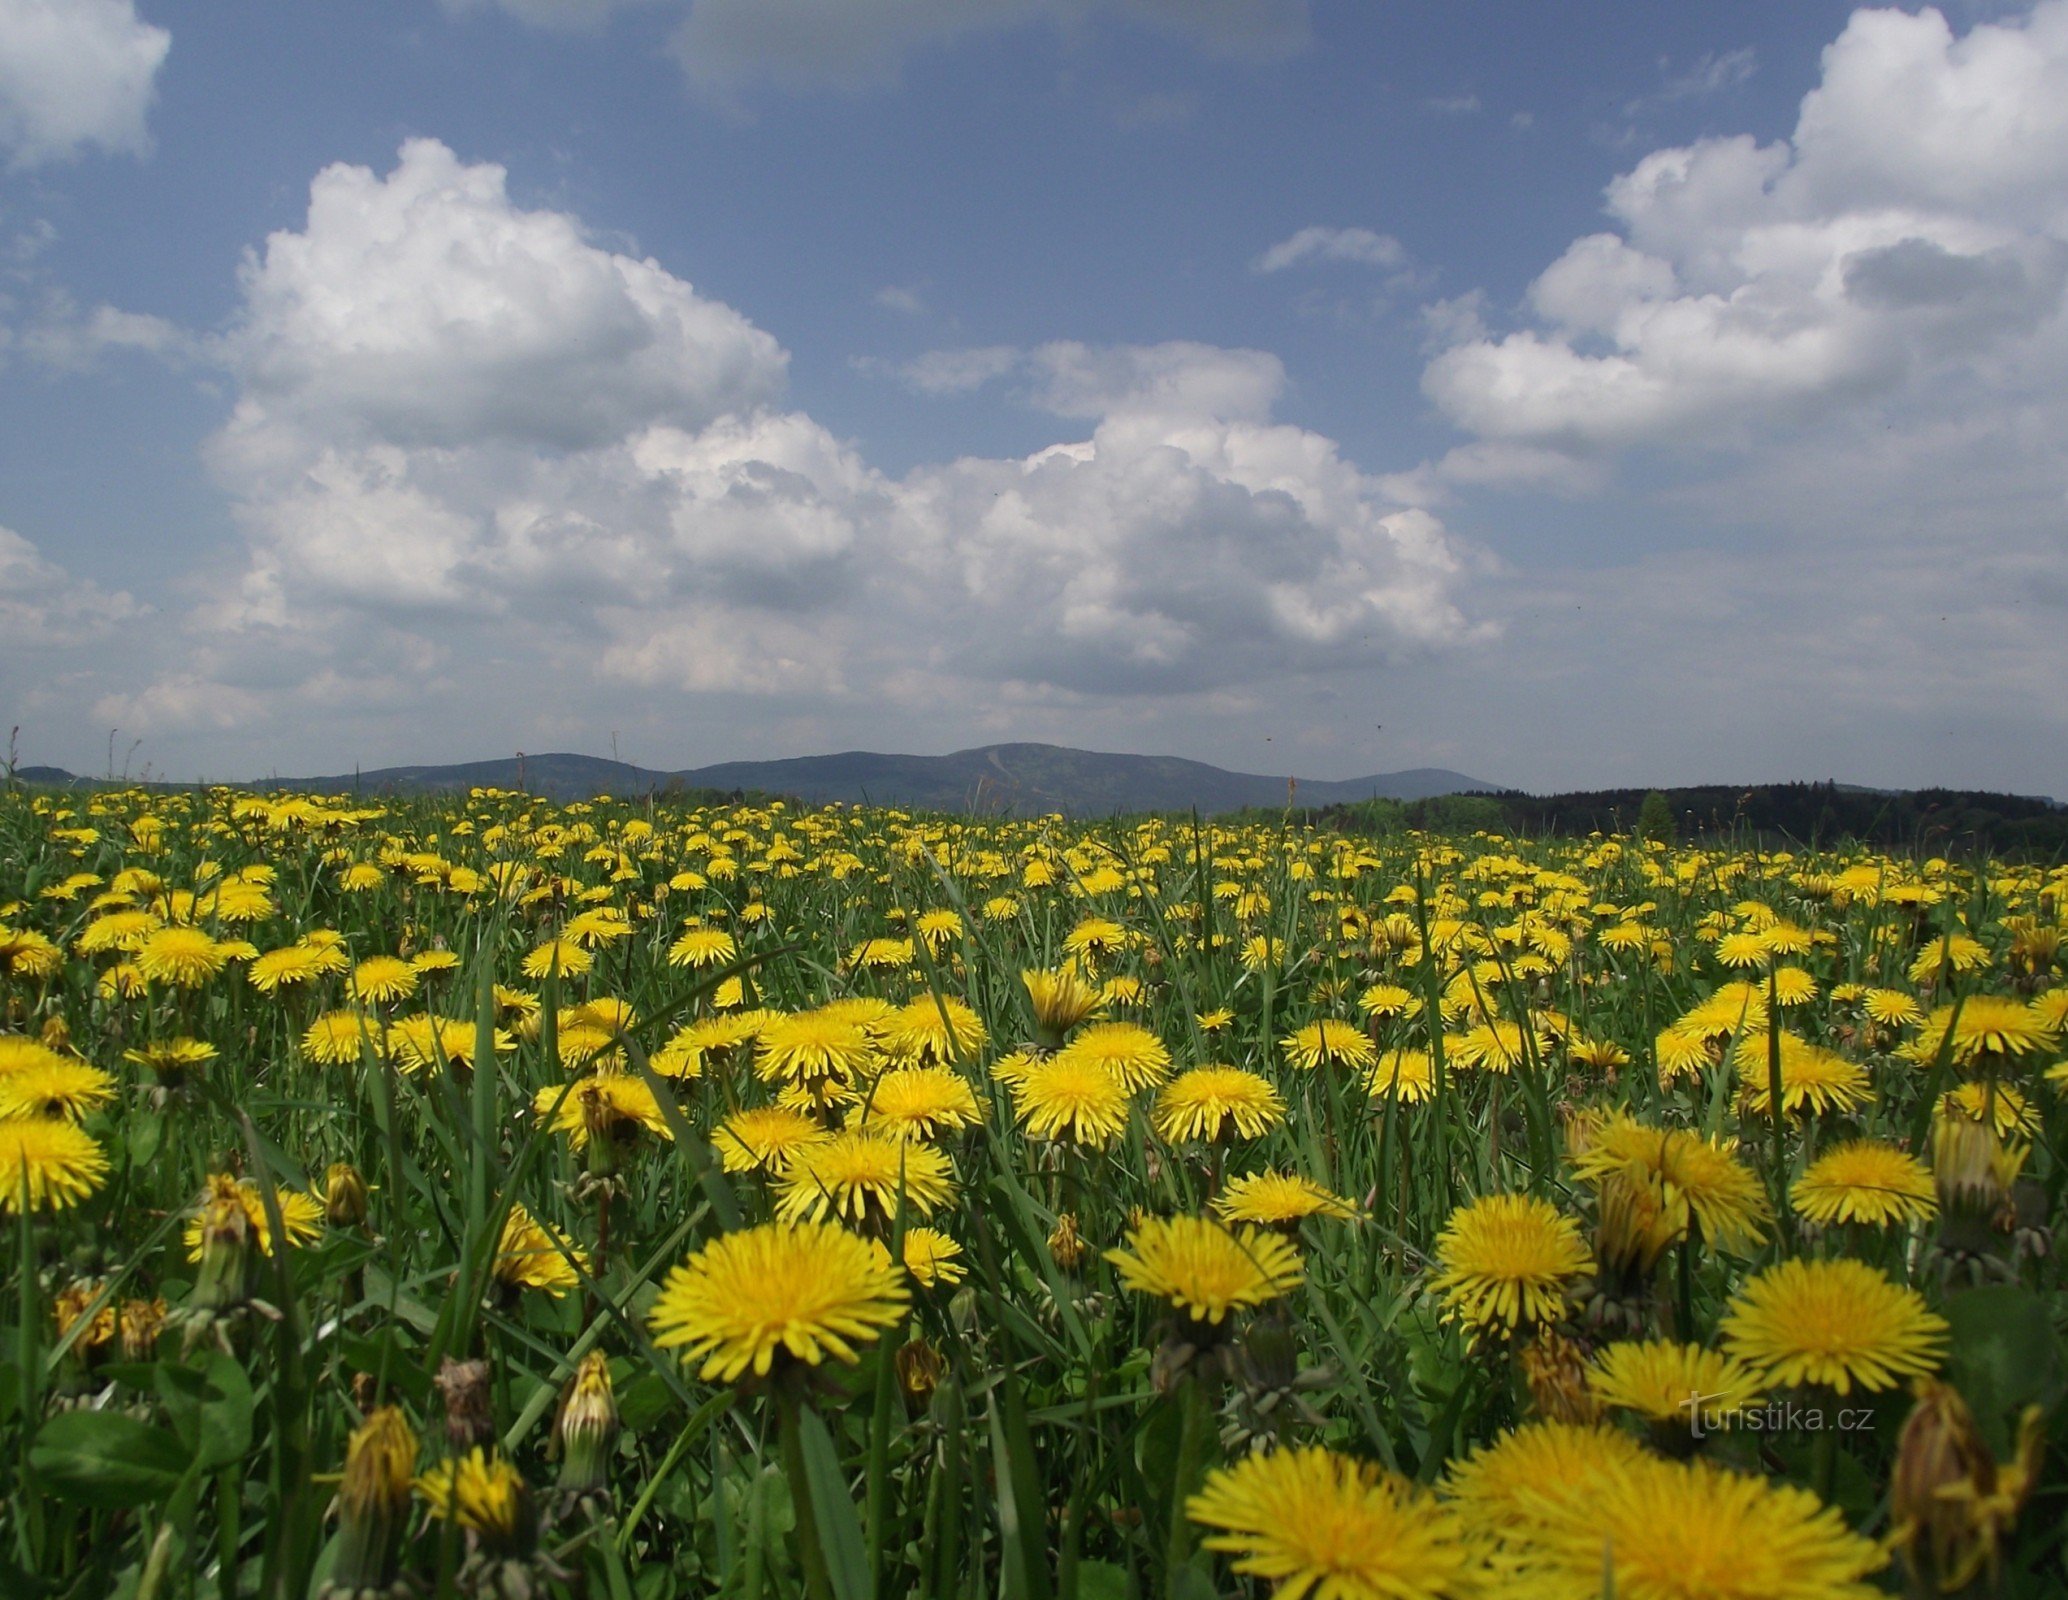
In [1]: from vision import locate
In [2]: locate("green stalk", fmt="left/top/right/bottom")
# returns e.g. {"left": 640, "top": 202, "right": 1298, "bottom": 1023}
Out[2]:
{"left": 1161, "top": 1375, "right": 1215, "bottom": 1584}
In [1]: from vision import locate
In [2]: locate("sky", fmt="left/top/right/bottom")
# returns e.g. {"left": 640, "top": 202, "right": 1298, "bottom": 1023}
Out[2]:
{"left": 1, "top": 0, "right": 2065, "bottom": 796}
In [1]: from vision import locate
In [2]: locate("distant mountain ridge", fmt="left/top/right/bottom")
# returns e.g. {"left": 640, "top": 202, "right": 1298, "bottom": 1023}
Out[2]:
{"left": 16, "top": 743, "right": 1497, "bottom": 816}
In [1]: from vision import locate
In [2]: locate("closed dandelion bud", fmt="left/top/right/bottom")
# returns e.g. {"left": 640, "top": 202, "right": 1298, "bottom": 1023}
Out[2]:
{"left": 1519, "top": 1326, "right": 1600, "bottom": 1425}
{"left": 1047, "top": 1212, "right": 1087, "bottom": 1271}
{"left": 1931, "top": 1115, "right": 2019, "bottom": 1266}
{"left": 552, "top": 1351, "right": 618, "bottom": 1495}
{"left": 188, "top": 1186, "right": 253, "bottom": 1311}
{"left": 1593, "top": 1172, "right": 1682, "bottom": 1293}
{"left": 896, "top": 1336, "right": 944, "bottom": 1412}
{"left": 323, "top": 1405, "right": 418, "bottom": 1600}
{"left": 119, "top": 1296, "right": 167, "bottom": 1361}
{"left": 40, "top": 1014, "right": 71, "bottom": 1052}
{"left": 1889, "top": 1379, "right": 2039, "bottom": 1597}
{"left": 436, "top": 1357, "right": 496, "bottom": 1451}
{"left": 325, "top": 1162, "right": 369, "bottom": 1229}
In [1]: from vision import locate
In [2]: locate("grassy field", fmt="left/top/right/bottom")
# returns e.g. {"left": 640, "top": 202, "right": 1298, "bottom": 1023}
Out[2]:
{"left": 0, "top": 782, "right": 2063, "bottom": 1599}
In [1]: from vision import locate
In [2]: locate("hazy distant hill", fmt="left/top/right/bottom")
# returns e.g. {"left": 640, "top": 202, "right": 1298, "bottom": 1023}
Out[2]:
{"left": 15, "top": 743, "right": 1496, "bottom": 816}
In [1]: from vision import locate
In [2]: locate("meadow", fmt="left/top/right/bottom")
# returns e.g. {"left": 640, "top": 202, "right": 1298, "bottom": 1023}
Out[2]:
{"left": 0, "top": 781, "right": 2063, "bottom": 1599}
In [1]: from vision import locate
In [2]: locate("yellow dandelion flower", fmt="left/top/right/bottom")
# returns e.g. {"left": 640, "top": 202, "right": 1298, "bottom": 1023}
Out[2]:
{"left": 1734, "top": 1033, "right": 1873, "bottom": 1118}
{"left": 1862, "top": 988, "right": 1924, "bottom": 1028}
{"left": 1104, "top": 1214, "right": 1302, "bottom": 1324}
{"left": 1187, "top": 1447, "right": 1484, "bottom": 1600}
{"left": 1909, "top": 996, "right": 2057, "bottom": 1068}
{"left": 1792, "top": 1141, "right": 1936, "bottom": 1228}
{"left": 1054, "top": 1021, "right": 1171, "bottom": 1090}
{"left": 521, "top": 937, "right": 593, "bottom": 979}
{"left": 534, "top": 1072, "right": 674, "bottom": 1149}
{"left": 1428, "top": 1193, "right": 1592, "bottom": 1332}
{"left": 1280, "top": 1019, "right": 1378, "bottom": 1073}
{"left": 852, "top": 1066, "right": 983, "bottom": 1141}
{"left": 1721, "top": 1258, "right": 1948, "bottom": 1395}
{"left": 182, "top": 1174, "right": 323, "bottom": 1259}
{"left": 647, "top": 1219, "right": 909, "bottom": 1382}
{"left": 882, "top": 995, "right": 988, "bottom": 1066}
{"left": 714, "top": 1106, "right": 829, "bottom": 1175}
{"left": 494, "top": 1204, "right": 585, "bottom": 1297}
{"left": 349, "top": 956, "right": 418, "bottom": 1004}
{"left": 303, "top": 1010, "right": 386, "bottom": 1064}
{"left": 1446, "top": 1420, "right": 1647, "bottom": 1530}
{"left": 248, "top": 941, "right": 348, "bottom": 992}
{"left": 135, "top": 926, "right": 228, "bottom": 988}
{"left": 0, "top": 1060, "right": 116, "bottom": 1121}
{"left": 1214, "top": 1170, "right": 1358, "bottom": 1227}
{"left": 1011, "top": 1053, "right": 1133, "bottom": 1146}
{"left": 1587, "top": 1339, "right": 1765, "bottom": 1427}
{"left": 1572, "top": 1114, "right": 1770, "bottom": 1253}
{"left": 1153, "top": 1066, "right": 1285, "bottom": 1143}
{"left": 756, "top": 1009, "right": 879, "bottom": 1089}
{"left": 1365, "top": 1047, "right": 1436, "bottom": 1103}
{"left": 0, "top": 925, "right": 63, "bottom": 980}
{"left": 0, "top": 1119, "right": 110, "bottom": 1211}
{"left": 773, "top": 1131, "right": 956, "bottom": 1227}
{"left": 667, "top": 926, "right": 736, "bottom": 969}
{"left": 1498, "top": 1453, "right": 1885, "bottom": 1600}
{"left": 874, "top": 1225, "right": 967, "bottom": 1289}
{"left": 415, "top": 1449, "right": 533, "bottom": 1548}
{"left": 1936, "top": 1080, "right": 2038, "bottom": 1137}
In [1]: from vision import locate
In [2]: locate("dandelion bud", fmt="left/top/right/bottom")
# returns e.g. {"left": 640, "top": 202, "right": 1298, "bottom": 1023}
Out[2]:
{"left": 895, "top": 1336, "right": 944, "bottom": 1412}
{"left": 325, "top": 1162, "right": 369, "bottom": 1228}
{"left": 1520, "top": 1326, "right": 1600, "bottom": 1425}
{"left": 1891, "top": 1379, "right": 2042, "bottom": 1596}
{"left": 188, "top": 1185, "right": 253, "bottom": 1312}
{"left": 1593, "top": 1172, "right": 1683, "bottom": 1291}
{"left": 552, "top": 1352, "right": 618, "bottom": 1495}
{"left": 1931, "top": 1114, "right": 2021, "bottom": 1268}
{"left": 323, "top": 1406, "right": 417, "bottom": 1600}
{"left": 1047, "top": 1212, "right": 1087, "bottom": 1271}
{"left": 39, "top": 1014, "right": 71, "bottom": 1052}
{"left": 119, "top": 1296, "right": 167, "bottom": 1361}
{"left": 436, "top": 1357, "right": 496, "bottom": 1451}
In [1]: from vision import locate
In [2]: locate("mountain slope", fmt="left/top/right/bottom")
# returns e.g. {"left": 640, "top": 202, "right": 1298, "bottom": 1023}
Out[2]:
{"left": 16, "top": 744, "right": 1496, "bottom": 814}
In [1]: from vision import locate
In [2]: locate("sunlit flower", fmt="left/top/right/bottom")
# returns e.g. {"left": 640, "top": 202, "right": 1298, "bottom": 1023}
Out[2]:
{"left": 1429, "top": 1194, "right": 1592, "bottom": 1332}
{"left": 494, "top": 1204, "right": 585, "bottom": 1297}
{"left": 1105, "top": 1214, "right": 1302, "bottom": 1325}
{"left": 1721, "top": 1258, "right": 1948, "bottom": 1395}
{"left": 1011, "top": 1053, "right": 1133, "bottom": 1146}
{"left": 1187, "top": 1447, "right": 1484, "bottom": 1600}
{"left": 1213, "top": 1171, "right": 1358, "bottom": 1228}
{"left": 0, "top": 1120, "right": 109, "bottom": 1211}
{"left": 1054, "top": 1021, "right": 1172, "bottom": 1090}
{"left": 1154, "top": 1066, "right": 1285, "bottom": 1143}
{"left": 1792, "top": 1141, "right": 1936, "bottom": 1228}
{"left": 1280, "top": 1019, "right": 1378, "bottom": 1073}
{"left": 182, "top": 1173, "right": 324, "bottom": 1259}
{"left": 773, "top": 1131, "right": 956, "bottom": 1228}
{"left": 648, "top": 1219, "right": 909, "bottom": 1382}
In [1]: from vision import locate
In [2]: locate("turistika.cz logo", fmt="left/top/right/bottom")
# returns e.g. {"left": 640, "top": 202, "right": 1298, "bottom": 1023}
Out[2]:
{"left": 1682, "top": 1392, "right": 1878, "bottom": 1439}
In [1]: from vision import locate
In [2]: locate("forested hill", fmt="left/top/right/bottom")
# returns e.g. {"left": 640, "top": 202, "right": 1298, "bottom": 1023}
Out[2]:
{"left": 1315, "top": 781, "right": 2068, "bottom": 855}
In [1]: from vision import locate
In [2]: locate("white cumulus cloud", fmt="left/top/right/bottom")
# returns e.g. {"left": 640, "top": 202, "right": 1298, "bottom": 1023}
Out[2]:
{"left": 1425, "top": 2, "right": 2068, "bottom": 457}
{"left": 95, "top": 140, "right": 1477, "bottom": 770}
{"left": 0, "top": 0, "right": 169, "bottom": 168}
{"left": 1255, "top": 225, "right": 1407, "bottom": 274}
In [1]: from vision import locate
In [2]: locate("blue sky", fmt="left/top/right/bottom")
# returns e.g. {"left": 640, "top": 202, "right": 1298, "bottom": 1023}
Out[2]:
{"left": 2, "top": 0, "right": 2064, "bottom": 795}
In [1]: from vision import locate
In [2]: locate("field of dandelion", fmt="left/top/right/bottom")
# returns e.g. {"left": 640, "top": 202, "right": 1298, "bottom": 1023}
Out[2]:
{"left": 1, "top": 781, "right": 2065, "bottom": 1600}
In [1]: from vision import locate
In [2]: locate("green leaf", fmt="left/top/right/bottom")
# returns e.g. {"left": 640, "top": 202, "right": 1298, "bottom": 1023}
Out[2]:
{"left": 797, "top": 1404, "right": 873, "bottom": 1600}
{"left": 1943, "top": 1286, "right": 2064, "bottom": 1453}
{"left": 154, "top": 1352, "right": 255, "bottom": 1470}
{"left": 31, "top": 1410, "right": 191, "bottom": 1508}
{"left": 1073, "top": 1560, "right": 1133, "bottom": 1600}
